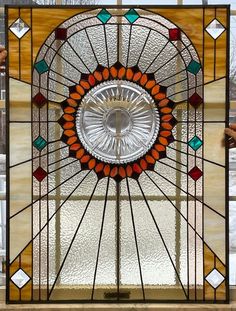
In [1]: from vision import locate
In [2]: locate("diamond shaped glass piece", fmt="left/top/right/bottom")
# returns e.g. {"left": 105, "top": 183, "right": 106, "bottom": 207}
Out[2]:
{"left": 35, "top": 60, "right": 49, "bottom": 74}
{"left": 188, "top": 166, "right": 203, "bottom": 181}
{"left": 188, "top": 92, "right": 203, "bottom": 109}
{"left": 33, "top": 167, "right": 47, "bottom": 182}
{"left": 124, "top": 9, "right": 139, "bottom": 24}
{"left": 169, "top": 28, "right": 181, "bottom": 41}
{"left": 11, "top": 269, "right": 30, "bottom": 289}
{"left": 33, "top": 136, "right": 47, "bottom": 151}
{"left": 188, "top": 136, "right": 203, "bottom": 151}
{"left": 187, "top": 60, "right": 201, "bottom": 75}
{"left": 206, "top": 19, "right": 225, "bottom": 39}
{"left": 33, "top": 92, "right": 47, "bottom": 108}
{"left": 97, "top": 9, "right": 112, "bottom": 24}
{"left": 10, "top": 18, "right": 30, "bottom": 39}
{"left": 206, "top": 269, "right": 225, "bottom": 288}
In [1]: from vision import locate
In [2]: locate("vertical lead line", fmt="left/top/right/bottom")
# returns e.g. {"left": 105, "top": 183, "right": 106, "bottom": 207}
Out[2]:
{"left": 116, "top": 181, "right": 120, "bottom": 301}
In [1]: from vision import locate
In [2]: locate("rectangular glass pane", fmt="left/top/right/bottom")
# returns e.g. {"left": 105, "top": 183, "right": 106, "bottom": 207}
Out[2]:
{"left": 7, "top": 5, "right": 229, "bottom": 303}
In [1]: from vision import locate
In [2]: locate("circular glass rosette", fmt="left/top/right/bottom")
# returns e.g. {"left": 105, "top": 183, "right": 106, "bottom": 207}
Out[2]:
{"left": 76, "top": 80, "right": 160, "bottom": 164}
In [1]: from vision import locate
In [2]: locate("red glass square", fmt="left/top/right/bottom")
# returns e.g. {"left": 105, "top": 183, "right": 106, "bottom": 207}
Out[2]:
{"left": 33, "top": 93, "right": 47, "bottom": 108}
{"left": 55, "top": 28, "right": 67, "bottom": 40}
{"left": 169, "top": 28, "right": 181, "bottom": 41}
{"left": 33, "top": 167, "right": 47, "bottom": 182}
{"left": 189, "top": 93, "right": 203, "bottom": 109}
{"left": 188, "top": 166, "right": 203, "bottom": 181}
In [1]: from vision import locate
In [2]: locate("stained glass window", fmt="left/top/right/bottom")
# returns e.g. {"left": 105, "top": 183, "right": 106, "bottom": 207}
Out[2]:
{"left": 7, "top": 5, "right": 229, "bottom": 303}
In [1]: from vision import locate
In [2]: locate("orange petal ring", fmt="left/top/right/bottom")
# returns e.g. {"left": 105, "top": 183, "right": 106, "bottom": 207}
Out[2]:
{"left": 80, "top": 80, "right": 90, "bottom": 90}
{"left": 102, "top": 68, "right": 110, "bottom": 80}
{"left": 133, "top": 71, "right": 142, "bottom": 82}
{"left": 145, "top": 80, "right": 156, "bottom": 90}
{"left": 81, "top": 155, "right": 91, "bottom": 163}
{"left": 67, "top": 136, "right": 77, "bottom": 145}
{"left": 133, "top": 163, "right": 142, "bottom": 174}
{"left": 110, "top": 167, "right": 118, "bottom": 178}
{"left": 67, "top": 98, "right": 77, "bottom": 107}
{"left": 140, "top": 74, "right": 148, "bottom": 86}
{"left": 154, "top": 144, "right": 166, "bottom": 152}
{"left": 70, "top": 143, "right": 81, "bottom": 151}
{"left": 145, "top": 155, "right": 156, "bottom": 164}
{"left": 64, "top": 129, "right": 76, "bottom": 137}
{"left": 126, "top": 165, "right": 133, "bottom": 177}
{"left": 88, "top": 158, "right": 96, "bottom": 170}
{"left": 110, "top": 66, "right": 118, "bottom": 78}
{"left": 155, "top": 93, "right": 166, "bottom": 100}
{"left": 160, "top": 107, "right": 172, "bottom": 114}
{"left": 119, "top": 166, "right": 126, "bottom": 178}
{"left": 159, "top": 137, "right": 168, "bottom": 146}
{"left": 63, "top": 114, "right": 74, "bottom": 122}
{"left": 63, "top": 121, "right": 74, "bottom": 130}
{"left": 151, "top": 85, "right": 160, "bottom": 96}
{"left": 161, "top": 122, "right": 173, "bottom": 130}
{"left": 159, "top": 98, "right": 170, "bottom": 107}
{"left": 140, "top": 159, "right": 148, "bottom": 170}
{"left": 95, "top": 163, "right": 104, "bottom": 173}
{"left": 126, "top": 68, "right": 134, "bottom": 80}
{"left": 88, "top": 74, "right": 96, "bottom": 86}
{"left": 76, "top": 148, "right": 85, "bottom": 159}
{"left": 118, "top": 67, "right": 126, "bottom": 79}
{"left": 160, "top": 130, "right": 172, "bottom": 137}
{"left": 70, "top": 92, "right": 81, "bottom": 100}
{"left": 103, "top": 164, "right": 111, "bottom": 176}
{"left": 64, "top": 106, "right": 76, "bottom": 114}
{"left": 161, "top": 114, "right": 173, "bottom": 122}
{"left": 94, "top": 71, "right": 103, "bottom": 81}
{"left": 151, "top": 149, "right": 159, "bottom": 160}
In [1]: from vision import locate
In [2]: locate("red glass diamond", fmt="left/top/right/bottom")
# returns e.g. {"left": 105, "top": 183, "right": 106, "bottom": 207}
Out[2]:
{"left": 169, "top": 28, "right": 181, "bottom": 41}
{"left": 55, "top": 28, "right": 67, "bottom": 40}
{"left": 33, "top": 167, "right": 47, "bottom": 182}
{"left": 188, "top": 93, "right": 203, "bottom": 109}
{"left": 33, "top": 93, "right": 47, "bottom": 108}
{"left": 188, "top": 166, "right": 203, "bottom": 181}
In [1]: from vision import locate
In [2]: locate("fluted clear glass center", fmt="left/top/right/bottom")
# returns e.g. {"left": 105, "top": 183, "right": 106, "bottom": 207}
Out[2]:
{"left": 76, "top": 80, "right": 160, "bottom": 164}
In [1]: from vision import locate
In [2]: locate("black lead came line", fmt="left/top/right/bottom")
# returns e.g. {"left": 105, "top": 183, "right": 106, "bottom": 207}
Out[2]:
{"left": 48, "top": 177, "right": 99, "bottom": 299}
{"left": 91, "top": 177, "right": 110, "bottom": 300}
{"left": 136, "top": 179, "right": 188, "bottom": 300}
{"left": 126, "top": 177, "right": 146, "bottom": 301}
{"left": 10, "top": 168, "right": 89, "bottom": 219}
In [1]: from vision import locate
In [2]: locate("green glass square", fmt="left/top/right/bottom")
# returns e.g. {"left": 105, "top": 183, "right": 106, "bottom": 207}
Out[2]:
{"left": 188, "top": 136, "right": 203, "bottom": 151}
{"left": 97, "top": 9, "right": 112, "bottom": 24}
{"left": 33, "top": 136, "right": 47, "bottom": 151}
{"left": 35, "top": 60, "right": 49, "bottom": 74}
{"left": 187, "top": 60, "right": 201, "bottom": 75}
{"left": 124, "top": 9, "right": 139, "bottom": 24}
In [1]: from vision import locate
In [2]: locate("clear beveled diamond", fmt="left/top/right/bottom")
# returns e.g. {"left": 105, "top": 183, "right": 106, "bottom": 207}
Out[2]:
{"left": 206, "top": 19, "right": 225, "bottom": 39}
{"left": 11, "top": 269, "right": 30, "bottom": 289}
{"left": 10, "top": 18, "right": 30, "bottom": 39}
{"left": 206, "top": 269, "right": 225, "bottom": 289}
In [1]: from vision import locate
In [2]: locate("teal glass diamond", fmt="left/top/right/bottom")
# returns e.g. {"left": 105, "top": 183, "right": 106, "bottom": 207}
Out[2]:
{"left": 35, "top": 60, "right": 49, "bottom": 74}
{"left": 125, "top": 9, "right": 139, "bottom": 24}
{"left": 33, "top": 136, "right": 47, "bottom": 151}
{"left": 97, "top": 9, "right": 112, "bottom": 24}
{"left": 188, "top": 136, "right": 203, "bottom": 151}
{"left": 187, "top": 60, "right": 201, "bottom": 75}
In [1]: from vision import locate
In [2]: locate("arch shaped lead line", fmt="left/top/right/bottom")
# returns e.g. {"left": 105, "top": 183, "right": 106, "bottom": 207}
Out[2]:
{"left": 136, "top": 179, "right": 188, "bottom": 300}
{"left": 48, "top": 178, "right": 100, "bottom": 299}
